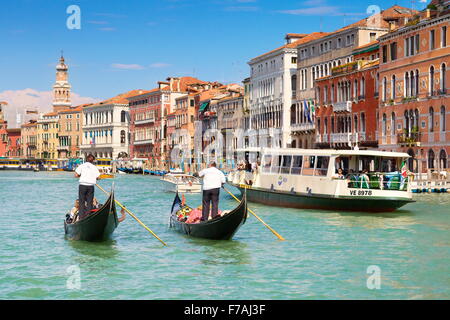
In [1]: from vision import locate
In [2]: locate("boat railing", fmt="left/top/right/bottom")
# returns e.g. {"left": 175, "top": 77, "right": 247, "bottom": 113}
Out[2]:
{"left": 346, "top": 173, "right": 409, "bottom": 191}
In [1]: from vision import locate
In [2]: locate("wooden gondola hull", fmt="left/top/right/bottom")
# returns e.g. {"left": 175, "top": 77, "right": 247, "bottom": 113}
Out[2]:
{"left": 64, "top": 191, "right": 118, "bottom": 241}
{"left": 169, "top": 193, "right": 247, "bottom": 240}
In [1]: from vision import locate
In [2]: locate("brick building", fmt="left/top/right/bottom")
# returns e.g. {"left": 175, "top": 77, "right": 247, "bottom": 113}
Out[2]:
{"left": 377, "top": 5, "right": 449, "bottom": 172}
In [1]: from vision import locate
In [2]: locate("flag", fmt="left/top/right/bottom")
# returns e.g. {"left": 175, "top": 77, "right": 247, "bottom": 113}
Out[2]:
{"left": 400, "top": 160, "right": 408, "bottom": 190}
{"left": 309, "top": 99, "right": 315, "bottom": 121}
{"left": 303, "top": 100, "right": 311, "bottom": 123}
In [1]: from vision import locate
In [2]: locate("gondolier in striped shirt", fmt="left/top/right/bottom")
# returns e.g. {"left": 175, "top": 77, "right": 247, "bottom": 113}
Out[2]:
{"left": 199, "top": 161, "right": 226, "bottom": 222}
{"left": 74, "top": 154, "right": 101, "bottom": 220}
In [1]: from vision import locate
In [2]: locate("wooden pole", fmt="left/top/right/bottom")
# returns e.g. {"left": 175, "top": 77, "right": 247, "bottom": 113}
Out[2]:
{"left": 96, "top": 184, "right": 168, "bottom": 246}
{"left": 223, "top": 187, "right": 285, "bottom": 241}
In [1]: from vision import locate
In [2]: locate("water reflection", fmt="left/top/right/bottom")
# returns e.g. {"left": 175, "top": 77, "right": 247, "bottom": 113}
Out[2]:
{"left": 186, "top": 239, "right": 251, "bottom": 266}
{"left": 67, "top": 239, "right": 119, "bottom": 259}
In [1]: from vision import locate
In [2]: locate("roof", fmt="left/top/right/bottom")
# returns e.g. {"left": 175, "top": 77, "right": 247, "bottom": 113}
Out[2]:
{"left": 0, "top": 101, "right": 8, "bottom": 105}
{"left": 21, "top": 121, "right": 37, "bottom": 128}
{"left": 236, "top": 147, "right": 411, "bottom": 158}
{"left": 6, "top": 128, "right": 21, "bottom": 133}
{"left": 91, "top": 90, "right": 147, "bottom": 107}
{"left": 43, "top": 112, "right": 58, "bottom": 117}
{"left": 57, "top": 104, "right": 88, "bottom": 114}
{"left": 251, "top": 32, "right": 328, "bottom": 61}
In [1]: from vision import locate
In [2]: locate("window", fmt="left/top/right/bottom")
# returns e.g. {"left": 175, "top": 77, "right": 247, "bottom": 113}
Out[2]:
{"left": 291, "top": 57, "right": 297, "bottom": 64}
{"left": 120, "top": 130, "right": 126, "bottom": 144}
{"left": 430, "top": 66, "right": 435, "bottom": 95}
{"left": 382, "top": 77, "right": 387, "bottom": 101}
{"left": 370, "top": 32, "right": 377, "bottom": 42}
{"left": 441, "top": 106, "right": 446, "bottom": 132}
{"left": 429, "top": 107, "right": 435, "bottom": 132}
{"left": 391, "top": 112, "right": 396, "bottom": 135}
{"left": 441, "top": 63, "right": 447, "bottom": 93}
{"left": 392, "top": 75, "right": 396, "bottom": 99}
{"left": 442, "top": 26, "right": 447, "bottom": 47}
{"left": 280, "top": 155, "right": 292, "bottom": 174}
{"left": 121, "top": 110, "right": 126, "bottom": 123}
{"left": 315, "top": 156, "right": 329, "bottom": 176}
{"left": 390, "top": 42, "right": 397, "bottom": 61}
{"left": 271, "top": 155, "right": 282, "bottom": 174}
{"left": 291, "top": 156, "right": 303, "bottom": 175}
{"left": 302, "top": 156, "right": 315, "bottom": 176}
{"left": 382, "top": 113, "right": 387, "bottom": 136}
{"left": 337, "top": 38, "right": 342, "bottom": 48}
{"left": 382, "top": 45, "right": 388, "bottom": 63}
{"left": 431, "top": 30, "right": 436, "bottom": 50}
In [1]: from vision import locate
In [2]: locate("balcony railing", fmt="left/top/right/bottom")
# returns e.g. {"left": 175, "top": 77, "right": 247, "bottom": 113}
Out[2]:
{"left": 397, "top": 132, "right": 421, "bottom": 145}
{"left": 291, "top": 122, "right": 315, "bottom": 132}
{"left": 333, "top": 101, "right": 352, "bottom": 113}
{"left": 133, "top": 139, "right": 154, "bottom": 146}
{"left": 135, "top": 118, "right": 155, "bottom": 125}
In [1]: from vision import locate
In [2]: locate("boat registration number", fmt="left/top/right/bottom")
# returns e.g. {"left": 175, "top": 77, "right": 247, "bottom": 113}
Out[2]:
{"left": 350, "top": 190, "right": 373, "bottom": 196}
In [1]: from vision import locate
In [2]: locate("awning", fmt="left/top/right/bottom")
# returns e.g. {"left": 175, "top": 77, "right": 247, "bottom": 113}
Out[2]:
{"left": 199, "top": 102, "right": 209, "bottom": 112}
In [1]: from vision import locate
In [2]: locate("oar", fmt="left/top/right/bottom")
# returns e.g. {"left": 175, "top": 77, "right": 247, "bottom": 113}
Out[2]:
{"left": 96, "top": 184, "right": 168, "bottom": 247}
{"left": 223, "top": 186, "right": 285, "bottom": 241}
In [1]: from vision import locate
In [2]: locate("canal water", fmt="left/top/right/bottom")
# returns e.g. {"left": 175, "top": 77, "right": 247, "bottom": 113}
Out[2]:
{"left": 0, "top": 171, "right": 448, "bottom": 299}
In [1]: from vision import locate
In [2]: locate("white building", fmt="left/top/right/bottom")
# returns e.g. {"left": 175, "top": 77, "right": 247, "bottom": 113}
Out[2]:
{"left": 248, "top": 34, "right": 312, "bottom": 148}
{"left": 80, "top": 90, "right": 144, "bottom": 159}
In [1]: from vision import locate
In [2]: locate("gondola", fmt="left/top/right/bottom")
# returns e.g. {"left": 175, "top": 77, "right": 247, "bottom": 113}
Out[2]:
{"left": 64, "top": 190, "right": 119, "bottom": 241}
{"left": 169, "top": 191, "right": 247, "bottom": 240}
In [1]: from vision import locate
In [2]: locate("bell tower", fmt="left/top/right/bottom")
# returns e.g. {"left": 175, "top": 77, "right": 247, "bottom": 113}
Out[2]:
{"left": 52, "top": 53, "right": 71, "bottom": 112}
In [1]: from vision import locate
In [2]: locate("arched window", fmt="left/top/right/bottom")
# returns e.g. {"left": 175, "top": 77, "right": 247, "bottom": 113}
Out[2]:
{"left": 410, "top": 70, "right": 415, "bottom": 96}
{"left": 440, "top": 150, "right": 447, "bottom": 169}
{"left": 382, "top": 113, "right": 387, "bottom": 136}
{"left": 354, "top": 115, "right": 358, "bottom": 133}
{"left": 429, "top": 107, "right": 435, "bottom": 132}
{"left": 391, "top": 112, "right": 396, "bottom": 135}
{"left": 382, "top": 77, "right": 387, "bottom": 101}
{"left": 428, "top": 149, "right": 435, "bottom": 169}
{"left": 430, "top": 66, "right": 435, "bottom": 95}
{"left": 392, "top": 75, "right": 396, "bottom": 99}
{"left": 290, "top": 104, "right": 296, "bottom": 125}
{"left": 405, "top": 72, "right": 410, "bottom": 97}
{"left": 441, "top": 63, "right": 446, "bottom": 93}
{"left": 121, "top": 110, "right": 126, "bottom": 123}
{"left": 120, "top": 130, "right": 126, "bottom": 144}
{"left": 361, "top": 77, "right": 365, "bottom": 98}
{"left": 441, "top": 105, "right": 446, "bottom": 131}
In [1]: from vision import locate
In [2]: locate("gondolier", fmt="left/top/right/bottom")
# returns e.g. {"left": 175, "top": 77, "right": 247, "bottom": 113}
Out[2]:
{"left": 199, "top": 161, "right": 226, "bottom": 222}
{"left": 74, "top": 154, "right": 101, "bottom": 220}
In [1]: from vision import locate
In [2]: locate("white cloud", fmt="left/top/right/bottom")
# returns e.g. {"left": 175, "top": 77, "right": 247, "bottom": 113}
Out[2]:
{"left": 149, "top": 63, "right": 172, "bottom": 68}
{"left": 0, "top": 88, "right": 99, "bottom": 128}
{"left": 111, "top": 63, "right": 145, "bottom": 70}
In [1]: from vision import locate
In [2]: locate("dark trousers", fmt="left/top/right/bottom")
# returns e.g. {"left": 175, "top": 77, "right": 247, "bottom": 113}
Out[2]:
{"left": 202, "top": 188, "right": 220, "bottom": 221}
{"left": 78, "top": 185, "right": 94, "bottom": 220}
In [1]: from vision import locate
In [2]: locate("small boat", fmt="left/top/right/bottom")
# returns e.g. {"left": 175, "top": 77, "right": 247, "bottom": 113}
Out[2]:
{"left": 161, "top": 173, "right": 202, "bottom": 193}
{"left": 64, "top": 190, "right": 119, "bottom": 241}
{"left": 169, "top": 192, "right": 247, "bottom": 240}
{"left": 99, "top": 173, "right": 115, "bottom": 179}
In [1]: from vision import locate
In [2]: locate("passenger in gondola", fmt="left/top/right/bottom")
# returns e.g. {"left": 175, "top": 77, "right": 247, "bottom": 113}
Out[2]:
{"left": 66, "top": 199, "right": 80, "bottom": 223}
{"left": 199, "top": 161, "right": 226, "bottom": 222}
{"left": 74, "top": 154, "right": 101, "bottom": 220}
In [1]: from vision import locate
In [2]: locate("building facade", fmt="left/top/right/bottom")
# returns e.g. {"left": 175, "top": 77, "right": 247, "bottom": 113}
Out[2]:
{"left": 0, "top": 101, "right": 8, "bottom": 156}
{"left": 57, "top": 105, "right": 85, "bottom": 159}
{"left": 314, "top": 42, "right": 380, "bottom": 149}
{"left": 21, "top": 120, "right": 37, "bottom": 158}
{"left": 36, "top": 112, "right": 59, "bottom": 159}
{"left": 377, "top": 6, "right": 449, "bottom": 172}
{"left": 294, "top": 6, "right": 417, "bottom": 149}
{"left": 6, "top": 128, "right": 21, "bottom": 157}
{"left": 80, "top": 91, "right": 137, "bottom": 160}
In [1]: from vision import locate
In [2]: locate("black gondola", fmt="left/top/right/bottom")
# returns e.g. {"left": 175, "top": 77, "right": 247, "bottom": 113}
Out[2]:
{"left": 64, "top": 190, "right": 119, "bottom": 241}
{"left": 169, "top": 191, "right": 247, "bottom": 240}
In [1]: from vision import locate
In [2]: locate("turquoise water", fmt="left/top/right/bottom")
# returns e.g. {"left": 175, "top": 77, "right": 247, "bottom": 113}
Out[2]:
{"left": 0, "top": 170, "right": 449, "bottom": 299}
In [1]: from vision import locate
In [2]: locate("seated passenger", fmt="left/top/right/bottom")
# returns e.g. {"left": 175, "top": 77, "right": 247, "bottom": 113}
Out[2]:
{"left": 332, "top": 168, "right": 345, "bottom": 180}
{"left": 93, "top": 198, "right": 100, "bottom": 209}
{"left": 66, "top": 200, "right": 79, "bottom": 223}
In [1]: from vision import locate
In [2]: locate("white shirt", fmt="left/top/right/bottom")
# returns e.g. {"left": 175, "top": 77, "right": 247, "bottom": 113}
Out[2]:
{"left": 75, "top": 162, "right": 100, "bottom": 186}
{"left": 199, "top": 167, "right": 226, "bottom": 191}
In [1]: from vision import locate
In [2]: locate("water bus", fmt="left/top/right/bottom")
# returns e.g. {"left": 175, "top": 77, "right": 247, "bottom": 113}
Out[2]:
{"left": 0, "top": 158, "right": 57, "bottom": 171}
{"left": 227, "top": 148, "right": 414, "bottom": 212}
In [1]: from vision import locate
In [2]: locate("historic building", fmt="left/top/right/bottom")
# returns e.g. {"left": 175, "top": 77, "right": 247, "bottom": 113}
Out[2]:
{"left": 52, "top": 55, "right": 71, "bottom": 112}
{"left": 248, "top": 33, "right": 315, "bottom": 148}
{"left": 57, "top": 105, "right": 87, "bottom": 159}
{"left": 377, "top": 4, "right": 449, "bottom": 172}
{"left": 5, "top": 128, "right": 21, "bottom": 157}
{"left": 36, "top": 112, "right": 59, "bottom": 159}
{"left": 21, "top": 120, "right": 37, "bottom": 158}
{"left": 0, "top": 101, "right": 8, "bottom": 156}
{"left": 80, "top": 91, "right": 139, "bottom": 160}
{"left": 314, "top": 42, "right": 380, "bottom": 149}
{"left": 293, "top": 5, "right": 417, "bottom": 149}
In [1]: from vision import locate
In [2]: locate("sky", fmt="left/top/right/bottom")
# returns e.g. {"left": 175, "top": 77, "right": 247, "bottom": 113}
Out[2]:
{"left": 0, "top": 0, "right": 430, "bottom": 126}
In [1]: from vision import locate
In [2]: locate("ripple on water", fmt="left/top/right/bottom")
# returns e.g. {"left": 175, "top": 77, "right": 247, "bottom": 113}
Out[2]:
{"left": 0, "top": 171, "right": 449, "bottom": 299}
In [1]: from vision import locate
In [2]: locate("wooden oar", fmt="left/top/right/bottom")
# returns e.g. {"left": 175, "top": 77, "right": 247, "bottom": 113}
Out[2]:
{"left": 96, "top": 184, "right": 168, "bottom": 247}
{"left": 223, "top": 186, "right": 285, "bottom": 241}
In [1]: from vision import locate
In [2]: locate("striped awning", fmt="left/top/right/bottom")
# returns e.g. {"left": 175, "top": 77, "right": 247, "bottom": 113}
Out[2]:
{"left": 199, "top": 102, "right": 209, "bottom": 112}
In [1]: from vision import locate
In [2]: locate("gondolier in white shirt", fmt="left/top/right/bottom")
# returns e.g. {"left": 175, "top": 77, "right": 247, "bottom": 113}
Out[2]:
{"left": 199, "top": 161, "right": 226, "bottom": 222}
{"left": 74, "top": 154, "right": 101, "bottom": 220}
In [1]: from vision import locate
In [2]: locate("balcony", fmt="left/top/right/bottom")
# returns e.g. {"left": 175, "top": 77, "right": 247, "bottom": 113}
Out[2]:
{"left": 134, "top": 139, "right": 154, "bottom": 146}
{"left": 135, "top": 118, "right": 155, "bottom": 125}
{"left": 57, "top": 145, "right": 71, "bottom": 151}
{"left": 397, "top": 132, "right": 421, "bottom": 146}
{"left": 330, "top": 132, "right": 352, "bottom": 144}
{"left": 333, "top": 101, "right": 352, "bottom": 113}
{"left": 291, "top": 122, "right": 315, "bottom": 132}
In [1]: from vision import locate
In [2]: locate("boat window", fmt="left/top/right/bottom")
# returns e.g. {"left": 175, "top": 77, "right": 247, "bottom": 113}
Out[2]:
{"left": 262, "top": 155, "right": 272, "bottom": 173}
{"left": 302, "top": 156, "right": 315, "bottom": 176}
{"left": 291, "top": 156, "right": 303, "bottom": 175}
{"left": 280, "top": 155, "right": 292, "bottom": 174}
{"left": 271, "top": 155, "right": 282, "bottom": 174}
{"left": 335, "top": 156, "right": 349, "bottom": 175}
{"left": 315, "top": 156, "right": 330, "bottom": 176}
